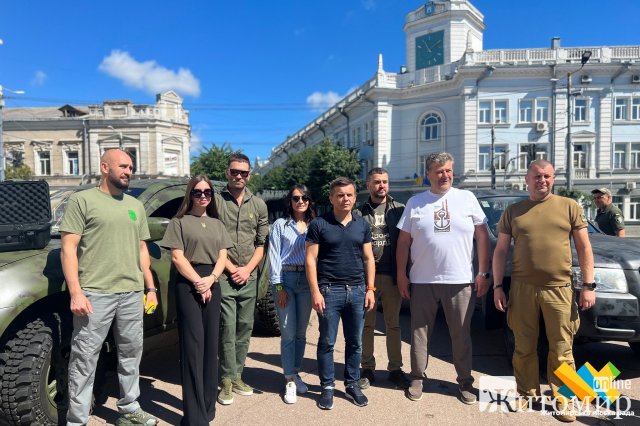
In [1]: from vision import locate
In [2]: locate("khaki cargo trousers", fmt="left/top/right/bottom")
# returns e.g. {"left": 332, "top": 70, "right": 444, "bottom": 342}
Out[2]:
{"left": 507, "top": 281, "right": 580, "bottom": 396}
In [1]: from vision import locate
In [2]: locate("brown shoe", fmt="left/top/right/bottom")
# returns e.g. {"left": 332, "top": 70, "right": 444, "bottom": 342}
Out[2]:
{"left": 406, "top": 379, "right": 423, "bottom": 401}
{"left": 553, "top": 402, "right": 576, "bottom": 423}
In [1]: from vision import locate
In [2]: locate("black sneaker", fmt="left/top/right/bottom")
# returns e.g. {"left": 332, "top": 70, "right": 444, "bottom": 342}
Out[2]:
{"left": 345, "top": 385, "right": 369, "bottom": 407}
{"left": 317, "top": 387, "right": 334, "bottom": 410}
{"left": 388, "top": 369, "right": 410, "bottom": 390}
{"left": 358, "top": 368, "right": 375, "bottom": 389}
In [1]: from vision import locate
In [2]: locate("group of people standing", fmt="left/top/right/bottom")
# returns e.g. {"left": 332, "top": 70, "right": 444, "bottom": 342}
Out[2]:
{"left": 59, "top": 147, "right": 597, "bottom": 425}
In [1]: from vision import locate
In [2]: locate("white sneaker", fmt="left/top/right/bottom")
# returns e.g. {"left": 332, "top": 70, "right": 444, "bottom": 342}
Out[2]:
{"left": 294, "top": 374, "right": 308, "bottom": 394}
{"left": 284, "top": 381, "right": 297, "bottom": 404}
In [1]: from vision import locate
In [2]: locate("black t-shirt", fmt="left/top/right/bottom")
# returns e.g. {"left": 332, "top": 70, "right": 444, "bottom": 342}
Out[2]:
{"left": 306, "top": 211, "right": 372, "bottom": 285}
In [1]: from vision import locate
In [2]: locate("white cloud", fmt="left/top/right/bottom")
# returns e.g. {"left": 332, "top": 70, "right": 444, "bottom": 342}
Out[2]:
{"left": 31, "top": 70, "right": 47, "bottom": 86}
{"left": 99, "top": 50, "right": 201, "bottom": 97}
{"left": 306, "top": 90, "right": 343, "bottom": 111}
{"left": 362, "top": 0, "right": 377, "bottom": 11}
{"left": 190, "top": 132, "right": 203, "bottom": 154}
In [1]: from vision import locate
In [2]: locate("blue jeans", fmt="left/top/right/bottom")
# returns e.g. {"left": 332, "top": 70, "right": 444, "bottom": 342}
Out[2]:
{"left": 275, "top": 271, "right": 312, "bottom": 379}
{"left": 316, "top": 284, "right": 366, "bottom": 388}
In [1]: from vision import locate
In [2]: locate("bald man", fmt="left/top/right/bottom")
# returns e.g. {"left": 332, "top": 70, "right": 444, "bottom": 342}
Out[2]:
{"left": 61, "top": 149, "right": 159, "bottom": 426}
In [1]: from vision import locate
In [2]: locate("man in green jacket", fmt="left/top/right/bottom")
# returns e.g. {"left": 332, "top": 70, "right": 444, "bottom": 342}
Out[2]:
{"left": 357, "top": 167, "right": 409, "bottom": 390}
{"left": 215, "top": 153, "right": 269, "bottom": 405}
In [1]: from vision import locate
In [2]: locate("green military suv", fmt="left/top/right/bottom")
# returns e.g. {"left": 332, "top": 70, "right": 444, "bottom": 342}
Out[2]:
{"left": 0, "top": 179, "right": 277, "bottom": 425}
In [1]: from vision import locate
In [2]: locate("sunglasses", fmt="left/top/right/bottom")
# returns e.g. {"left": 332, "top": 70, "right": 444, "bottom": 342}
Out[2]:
{"left": 191, "top": 189, "right": 213, "bottom": 198}
{"left": 291, "top": 195, "right": 311, "bottom": 203}
{"left": 229, "top": 169, "right": 250, "bottom": 178}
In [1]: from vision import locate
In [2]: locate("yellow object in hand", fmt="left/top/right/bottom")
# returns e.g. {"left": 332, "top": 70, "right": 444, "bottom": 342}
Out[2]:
{"left": 143, "top": 294, "right": 156, "bottom": 315}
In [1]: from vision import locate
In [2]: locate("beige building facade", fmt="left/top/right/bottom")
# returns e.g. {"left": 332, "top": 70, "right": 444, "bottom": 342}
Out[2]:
{"left": 3, "top": 91, "right": 190, "bottom": 186}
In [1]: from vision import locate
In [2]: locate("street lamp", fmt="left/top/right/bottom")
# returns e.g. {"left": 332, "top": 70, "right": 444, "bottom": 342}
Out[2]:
{"left": 107, "top": 125, "right": 124, "bottom": 150}
{"left": 566, "top": 50, "right": 592, "bottom": 191}
{"left": 0, "top": 85, "right": 26, "bottom": 182}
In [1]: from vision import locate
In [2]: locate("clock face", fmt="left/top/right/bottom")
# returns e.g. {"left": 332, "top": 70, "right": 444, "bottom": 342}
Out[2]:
{"left": 415, "top": 30, "right": 445, "bottom": 70}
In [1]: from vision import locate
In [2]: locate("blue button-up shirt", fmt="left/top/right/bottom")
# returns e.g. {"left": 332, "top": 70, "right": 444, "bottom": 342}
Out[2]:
{"left": 268, "top": 217, "right": 308, "bottom": 285}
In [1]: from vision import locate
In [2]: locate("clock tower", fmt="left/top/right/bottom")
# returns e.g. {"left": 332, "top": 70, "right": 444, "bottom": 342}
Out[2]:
{"left": 404, "top": 0, "right": 485, "bottom": 71}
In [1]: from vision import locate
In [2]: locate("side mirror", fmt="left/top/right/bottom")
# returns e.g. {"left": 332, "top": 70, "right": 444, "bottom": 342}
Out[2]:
{"left": 147, "top": 217, "right": 170, "bottom": 242}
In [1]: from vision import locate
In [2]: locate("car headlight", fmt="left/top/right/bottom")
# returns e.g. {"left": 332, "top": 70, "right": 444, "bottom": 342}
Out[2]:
{"left": 572, "top": 267, "right": 628, "bottom": 293}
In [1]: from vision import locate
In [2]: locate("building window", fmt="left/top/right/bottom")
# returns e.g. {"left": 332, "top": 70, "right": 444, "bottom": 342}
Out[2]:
{"left": 163, "top": 150, "right": 180, "bottom": 175}
{"left": 124, "top": 148, "right": 138, "bottom": 173}
{"left": 613, "top": 144, "right": 626, "bottom": 169}
{"left": 38, "top": 151, "right": 52, "bottom": 175}
{"left": 67, "top": 151, "right": 80, "bottom": 175}
{"left": 535, "top": 99, "right": 549, "bottom": 122}
{"left": 615, "top": 98, "right": 629, "bottom": 120}
{"left": 630, "top": 198, "right": 640, "bottom": 220}
{"left": 631, "top": 143, "right": 640, "bottom": 169}
{"left": 574, "top": 98, "right": 588, "bottom": 122}
{"left": 573, "top": 144, "right": 587, "bottom": 169}
{"left": 356, "top": 127, "right": 362, "bottom": 147}
{"left": 519, "top": 99, "right": 533, "bottom": 123}
{"left": 420, "top": 113, "right": 442, "bottom": 141}
{"left": 478, "top": 100, "right": 508, "bottom": 124}
{"left": 478, "top": 145, "right": 507, "bottom": 171}
{"left": 518, "top": 144, "right": 548, "bottom": 170}
{"left": 633, "top": 98, "right": 640, "bottom": 120}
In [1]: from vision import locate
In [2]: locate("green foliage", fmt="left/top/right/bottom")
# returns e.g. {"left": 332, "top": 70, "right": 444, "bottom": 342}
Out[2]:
{"left": 190, "top": 144, "right": 243, "bottom": 182}
{"left": 5, "top": 164, "right": 32, "bottom": 180}
{"left": 556, "top": 187, "right": 586, "bottom": 202}
{"left": 255, "top": 139, "right": 361, "bottom": 204}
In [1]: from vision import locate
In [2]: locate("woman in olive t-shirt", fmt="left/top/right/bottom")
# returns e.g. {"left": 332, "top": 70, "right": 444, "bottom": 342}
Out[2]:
{"left": 160, "top": 176, "right": 232, "bottom": 426}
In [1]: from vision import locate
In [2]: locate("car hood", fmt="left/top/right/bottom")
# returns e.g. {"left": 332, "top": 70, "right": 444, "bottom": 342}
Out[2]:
{"left": 588, "top": 234, "right": 640, "bottom": 270}
{"left": 0, "top": 240, "right": 60, "bottom": 268}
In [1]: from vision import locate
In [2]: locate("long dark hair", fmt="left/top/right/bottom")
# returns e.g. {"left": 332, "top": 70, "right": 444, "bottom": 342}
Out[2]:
{"left": 174, "top": 175, "right": 219, "bottom": 219}
{"left": 284, "top": 184, "right": 315, "bottom": 224}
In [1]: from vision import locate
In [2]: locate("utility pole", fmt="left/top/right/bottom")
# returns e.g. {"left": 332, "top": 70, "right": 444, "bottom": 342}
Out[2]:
{"left": 490, "top": 123, "right": 497, "bottom": 189}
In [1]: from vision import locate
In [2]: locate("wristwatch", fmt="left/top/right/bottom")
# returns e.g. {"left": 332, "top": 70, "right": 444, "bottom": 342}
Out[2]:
{"left": 582, "top": 282, "right": 597, "bottom": 290}
{"left": 477, "top": 272, "right": 490, "bottom": 279}
{"left": 145, "top": 287, "right": 158, "bottom": 293}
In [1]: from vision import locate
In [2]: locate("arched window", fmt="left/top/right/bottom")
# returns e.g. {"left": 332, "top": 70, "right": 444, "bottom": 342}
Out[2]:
{"left": 421, "top": 113, "right": 442, "bottom": 141}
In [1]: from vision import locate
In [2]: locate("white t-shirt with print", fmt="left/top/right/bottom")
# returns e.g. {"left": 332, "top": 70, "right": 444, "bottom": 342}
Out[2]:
{"left": 396, "top": 187, "right": 487, "bottom": 284}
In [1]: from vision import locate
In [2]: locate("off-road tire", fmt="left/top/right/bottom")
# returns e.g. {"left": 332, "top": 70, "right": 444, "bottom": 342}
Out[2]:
{"left": 254, "top": 286, "right": 280, "bottom": 336}
{"left": 0, "top": 315, "right": 71, "bottom": 425}
{"left": 629, "top": 341, "right": 640, "bottom": 358}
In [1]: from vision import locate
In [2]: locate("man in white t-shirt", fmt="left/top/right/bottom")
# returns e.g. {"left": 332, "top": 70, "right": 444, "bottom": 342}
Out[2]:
{"left": 396, "top": 152, "right": 491, "bottom": 405}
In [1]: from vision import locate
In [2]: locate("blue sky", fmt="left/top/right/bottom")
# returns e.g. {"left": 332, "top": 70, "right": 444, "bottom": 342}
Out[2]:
{"left": 2, "top": 0, "right": 640, "bottom": 164}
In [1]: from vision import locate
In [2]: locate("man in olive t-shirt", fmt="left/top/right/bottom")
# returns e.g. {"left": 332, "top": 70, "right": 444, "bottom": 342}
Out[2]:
{"left": 60, "top": 149, "right": 158, "bottom": 426}
{"left": 493, "top": 160, "right": 595, "bottom": 422}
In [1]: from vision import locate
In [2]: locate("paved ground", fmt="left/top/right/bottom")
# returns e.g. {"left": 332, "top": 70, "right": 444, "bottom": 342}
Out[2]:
{"left": 89, "top": 305, "right": 640, "bottom": 426}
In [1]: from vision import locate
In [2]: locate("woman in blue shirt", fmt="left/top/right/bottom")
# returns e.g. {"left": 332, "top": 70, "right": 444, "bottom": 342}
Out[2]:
{"left": 268, "top": 184, "right": 315, "bottom": 404}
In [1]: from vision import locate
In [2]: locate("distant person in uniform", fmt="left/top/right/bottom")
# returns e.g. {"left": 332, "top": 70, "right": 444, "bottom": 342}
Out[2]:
{"left": 591, "top": 187, "right": 625, "bottom": 237}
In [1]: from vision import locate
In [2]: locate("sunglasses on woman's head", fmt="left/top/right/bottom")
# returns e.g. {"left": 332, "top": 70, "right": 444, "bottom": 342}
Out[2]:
{"left": 191, "top": 189, "right": 213, "bottom": 198}
{"left": 291, "top": 195, "right": 310, "bottom": 203}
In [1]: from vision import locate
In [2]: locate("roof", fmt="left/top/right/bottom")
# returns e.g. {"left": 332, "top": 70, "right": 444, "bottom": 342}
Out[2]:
{"left": 4, "top": 106, "right": 90, "bottom": 120}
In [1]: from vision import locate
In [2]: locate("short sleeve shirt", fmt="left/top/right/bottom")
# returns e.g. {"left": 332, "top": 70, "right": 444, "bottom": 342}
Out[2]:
{"left": 396, "top": 187, "right": 486, "bottom": 284}
{"left": 497, "top": 195, "right": 587, "bottom": 286}
{"left": 306, "top": 211, "right": 372, "bottom": 286}
{"left": 59, "top": 187, "right": 150, "bottom": 293}
{"left": 160, "top": 214, "right": 233, "bottom": 264}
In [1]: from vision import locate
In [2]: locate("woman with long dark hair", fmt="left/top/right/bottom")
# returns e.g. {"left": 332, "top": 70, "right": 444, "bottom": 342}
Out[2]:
{"left": 268, "top": 184, "right": 316, "bottom": 404}
{"left": 160, "top": 176, "right": 232, "bottom": 425}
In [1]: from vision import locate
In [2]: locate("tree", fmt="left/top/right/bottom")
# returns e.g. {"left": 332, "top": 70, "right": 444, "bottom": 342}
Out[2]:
{"left": 190, "top": 144, "right": 242, "bottom": 182}
{"left": 255, "top": 139, "right": 361, "bottom": 204}
{"left": 5, "top": 165, "right": 32, "bottom": 180}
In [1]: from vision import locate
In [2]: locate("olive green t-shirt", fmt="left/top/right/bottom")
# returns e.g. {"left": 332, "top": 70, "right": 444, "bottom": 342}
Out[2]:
{"left": 59, "top": 187, "right": 150, "bottom": 293}
{"left": 497, "top": 195, "right": 587, "bottom": 286}
{"left": 160, "top": 214, "right": 233, "bottom": 264}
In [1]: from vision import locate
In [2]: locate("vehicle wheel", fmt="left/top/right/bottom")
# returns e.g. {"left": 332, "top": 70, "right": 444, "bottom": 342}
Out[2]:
{"left": 0, "top": 314, "right": 71, "bottom": 425}
{"left": 629, "top": 341, "right": 640, "bottom": 357}
{"left": 254, "top": 286, "right": 280, "bottom": 336}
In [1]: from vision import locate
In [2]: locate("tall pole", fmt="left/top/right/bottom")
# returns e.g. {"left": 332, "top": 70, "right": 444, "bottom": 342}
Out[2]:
{"left": 490, "top": 123, "right": 496, "bottom": 189}
{"left": 566, "top": 72, "right": 573, "bottom": 191}
{"left": 0, "top": 89, "right": 5, "bottom": 182}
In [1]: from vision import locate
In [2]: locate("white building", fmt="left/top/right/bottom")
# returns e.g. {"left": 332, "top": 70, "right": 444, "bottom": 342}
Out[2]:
{"left": 3, "top": 91, "right": 191, "bottom": 186}
{"left": 260, "top": 0, "right": 640, "bottom": 230}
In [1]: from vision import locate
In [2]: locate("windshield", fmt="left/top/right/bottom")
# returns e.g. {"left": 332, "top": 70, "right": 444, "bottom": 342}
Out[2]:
{"left": 477, "top": 196, "right": 528, "bottom": 237}
{"left": 50, "top": 187, "right": 145, "bottom": 236}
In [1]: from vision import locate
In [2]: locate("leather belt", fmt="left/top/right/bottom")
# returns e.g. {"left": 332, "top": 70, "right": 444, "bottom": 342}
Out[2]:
{"left": 282, "top": 265, "right": 305, "bottom": 272}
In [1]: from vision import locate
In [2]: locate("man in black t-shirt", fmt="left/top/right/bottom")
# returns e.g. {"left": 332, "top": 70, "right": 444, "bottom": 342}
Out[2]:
{"left": 306, "top": 177, "right": 376, "bottom": 410}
